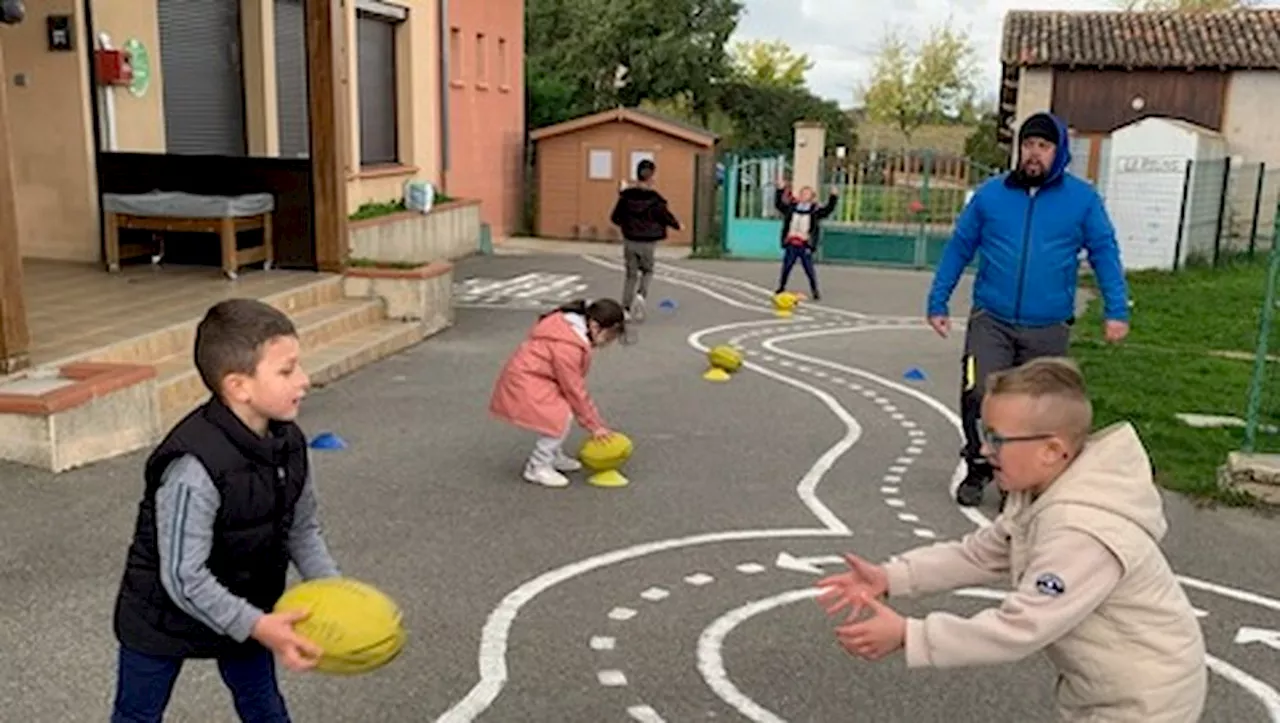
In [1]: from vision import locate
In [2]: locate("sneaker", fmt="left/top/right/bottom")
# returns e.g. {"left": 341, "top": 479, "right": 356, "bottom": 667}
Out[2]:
{"left": 955, "top": 458, "right": 993, "bottom": 507}
{"left": 523, "top": 464, "right": 570, "bottom": 488}
{"left": 552, "top": 451, "right": 583, "bottom": 473}
{"left": 631, "top": 294, "right": 646, "bottom": 323}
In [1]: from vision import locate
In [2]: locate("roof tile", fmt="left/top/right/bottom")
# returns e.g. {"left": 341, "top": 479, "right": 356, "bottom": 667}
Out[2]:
{"left": 1002, "top": 9, "right": 1280, "bottom": 69}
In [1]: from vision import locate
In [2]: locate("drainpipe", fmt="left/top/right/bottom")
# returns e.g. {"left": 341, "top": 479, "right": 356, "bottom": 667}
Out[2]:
{"left": 96, "top": 32, "right": 118, "bottom": 151}
{"left": 438, "top": 0, "right": 449, "bottom": 192}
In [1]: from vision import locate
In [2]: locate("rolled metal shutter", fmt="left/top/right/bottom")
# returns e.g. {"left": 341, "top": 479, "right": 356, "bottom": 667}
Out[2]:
{"left": 157, "top": 0, "right": 247, "bottom": 156}
{"left": 357, "top": 13, "right": 398, "bottom": 166}
{"left": 274, "top": 0, "right": 309, "bottom": 158}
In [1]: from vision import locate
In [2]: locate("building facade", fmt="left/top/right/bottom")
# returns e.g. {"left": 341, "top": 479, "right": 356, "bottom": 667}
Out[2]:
{"left": 443, "top": 0, "right": 524, "bottom": 238}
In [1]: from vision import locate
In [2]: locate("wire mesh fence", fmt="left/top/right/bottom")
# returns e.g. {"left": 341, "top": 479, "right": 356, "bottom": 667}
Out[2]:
{"left": 1097, "top": 157, "right": 1279, "bottom": 269}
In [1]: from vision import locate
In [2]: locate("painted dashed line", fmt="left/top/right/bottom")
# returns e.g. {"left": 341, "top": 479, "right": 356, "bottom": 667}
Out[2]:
{"left": 598, "top": 670, "right": 628, "bottom": 687}
{"left": 684, "top": 573, "right": 715, "bottom": 586}
{"left": 627, "top": 705, "right": 667, "bottom": 723}
{"left": 641, "top": 587, "right": 671, "bottom": 602}
{"left": 736, "top": 563, "right": 766, "bottom": 575}
{"left": 609, "top": 607, "right": 638, "bottom": 621}
{"left": 590, "top": 636, "right": 616, "bottom": 651}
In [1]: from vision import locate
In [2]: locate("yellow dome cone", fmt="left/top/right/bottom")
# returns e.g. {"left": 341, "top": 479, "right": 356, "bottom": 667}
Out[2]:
{"left": 703, "top": 367, "right": 731, "bottom": 382}
{"left": 587, "top": 469, "right": 630, "bottom": 488}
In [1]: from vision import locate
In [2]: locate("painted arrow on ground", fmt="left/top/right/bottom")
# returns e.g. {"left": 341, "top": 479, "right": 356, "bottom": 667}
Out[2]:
{"left": 1235, "top": 627, "right": 1280, "bottom": 651}
{"left": 775, "top": 552, "right": 846, "bottom": 575}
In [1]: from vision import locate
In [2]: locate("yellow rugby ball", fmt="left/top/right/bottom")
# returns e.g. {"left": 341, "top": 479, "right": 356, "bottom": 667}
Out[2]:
{"left": 707, "top": 344, "right": 744, "bottom": 372}
{"left": 273, "top": 577, "right": 406, "bottom": 675}
{"left": 773, "top": 291, "right": 799, "bottom": 311}
{"left": 579, "top": 432, "right": 634, "bottom": 471}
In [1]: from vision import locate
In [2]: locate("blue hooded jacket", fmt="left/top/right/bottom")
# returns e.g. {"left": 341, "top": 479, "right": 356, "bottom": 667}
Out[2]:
{"left": 927, "top": 112, "right": 1129, "bottom": 327}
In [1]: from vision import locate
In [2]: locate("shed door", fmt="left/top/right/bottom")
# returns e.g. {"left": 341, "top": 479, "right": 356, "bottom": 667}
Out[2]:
{"left": 157, "top": 0, "right": 247, "bottom": 156}
{"left": 275, "top": 0, "right": 309, "bottom": 158}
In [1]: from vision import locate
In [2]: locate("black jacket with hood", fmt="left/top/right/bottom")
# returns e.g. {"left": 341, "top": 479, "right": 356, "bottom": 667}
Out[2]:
{"left": 610, "top": 186, "right": 680, "bottom": 242}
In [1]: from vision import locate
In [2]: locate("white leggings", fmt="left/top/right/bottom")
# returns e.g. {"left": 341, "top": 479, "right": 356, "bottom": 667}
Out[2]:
{"left": 528, "top": 416, "right": 571, "bottom": 469}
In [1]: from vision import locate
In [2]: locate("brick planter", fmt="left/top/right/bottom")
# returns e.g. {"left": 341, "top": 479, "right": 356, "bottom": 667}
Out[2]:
{"left": 348, "top": 199, "right": 481, "bottom": 263}
{"left": 343, "top": 261, "right": 454, "bottom": 335}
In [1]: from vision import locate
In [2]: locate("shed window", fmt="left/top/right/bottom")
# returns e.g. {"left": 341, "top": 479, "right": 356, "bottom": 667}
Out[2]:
{"left": 629, "top": 150, "right": 655, "bottom": 180}
{"left": 588, "top": 149, "right": 613, "bottom": 180}
{"left": 357, "top": 10, "right": 401, "bottom": 166}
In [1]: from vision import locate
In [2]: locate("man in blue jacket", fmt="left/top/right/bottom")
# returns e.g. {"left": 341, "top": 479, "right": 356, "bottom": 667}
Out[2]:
{"left": 926, "top": 111, "right": 1131, "bottom": 508}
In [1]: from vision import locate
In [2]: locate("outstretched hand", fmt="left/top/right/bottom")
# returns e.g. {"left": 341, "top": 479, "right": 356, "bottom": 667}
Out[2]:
{"left": 834, "top": 592, "right": 907, "bottom": 661}
{"left": 815, "top": 554, "right": 889, "bottom": 618}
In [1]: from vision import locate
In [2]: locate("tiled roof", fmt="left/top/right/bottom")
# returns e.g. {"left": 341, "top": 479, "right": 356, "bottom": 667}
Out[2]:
{"left": 1002, "top": 9, "right": 1280, "bottom": 69}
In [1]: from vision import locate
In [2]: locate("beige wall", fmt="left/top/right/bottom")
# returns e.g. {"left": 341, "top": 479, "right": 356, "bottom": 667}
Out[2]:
{"left": 88, "top": 0, "right": 165, "bottom": 153}
{"left": 5, "top": 0, "right": 445, "bottom": 260}
{"left": 1222, "top": 71, "right": 1280, "bottom": 244}
{"left": 0, "top": 1, "right": 99, "bottom": 261}
{"left": 1010, "top": 67, "right": 1054, "bottom": 165}
{"left": 345, "top": 0, "right": 444, "bottom": 214}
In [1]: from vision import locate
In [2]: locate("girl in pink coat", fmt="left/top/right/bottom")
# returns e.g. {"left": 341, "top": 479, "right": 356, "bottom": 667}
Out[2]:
{"left": 489, "top": 299, "right": 627, "bottom": 487}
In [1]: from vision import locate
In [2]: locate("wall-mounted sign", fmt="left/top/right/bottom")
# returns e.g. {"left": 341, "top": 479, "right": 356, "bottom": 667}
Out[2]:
{"left": 47, "top": 15, "right": 72, "bottom": 51}
{"left": 124, "top": 38, "right": 150, "bottom": 98}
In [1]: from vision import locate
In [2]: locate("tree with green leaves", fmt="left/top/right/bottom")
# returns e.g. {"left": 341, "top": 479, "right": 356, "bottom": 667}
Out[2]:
{"left": 1117, "top": 0, "right": 1257, "bottom": 9}
{"left": 729, "top": 39, "right": 813, "bottom": 91}
{"left": 963, "top": 109, "right": 1009, "bottom": 173}
{"left": 860, "top": 24, "right": 979, "bottom": 143}
{"left": 716, "top": 82, "right": 854, "bottom": 152}
{"left": 525, "top": 0, "right": 743, "bottom": 128}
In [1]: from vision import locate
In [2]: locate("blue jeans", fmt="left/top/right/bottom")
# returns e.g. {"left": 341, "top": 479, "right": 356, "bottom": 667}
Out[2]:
{"left": 111, "top": 645, "right": 291, "bottom": 722}
{"left": 778, "top": 245, "right": 818, "bottom": 296}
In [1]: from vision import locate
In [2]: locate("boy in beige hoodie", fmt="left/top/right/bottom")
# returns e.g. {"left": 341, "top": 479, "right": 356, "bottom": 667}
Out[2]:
{"left": 817, "top": 357, "right": 1206, "bottom": 722}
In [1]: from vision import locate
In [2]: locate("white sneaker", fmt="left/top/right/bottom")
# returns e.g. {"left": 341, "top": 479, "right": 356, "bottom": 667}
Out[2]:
{"left": 523, "top": 464, "right": 570, "bottom": 488}
{"left": 553, "top": 451, "right": 583, "bottom": 472}
{"left": 631, "top": 294, "right": 646, "bottom": 323}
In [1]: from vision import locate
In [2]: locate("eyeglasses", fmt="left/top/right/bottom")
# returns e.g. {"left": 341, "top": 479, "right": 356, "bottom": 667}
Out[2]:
{"left": 979, "top": 426, "right": 1054, "bottom": 455}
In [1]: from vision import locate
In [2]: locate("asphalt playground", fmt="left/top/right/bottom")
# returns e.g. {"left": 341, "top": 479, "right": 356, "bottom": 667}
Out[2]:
{"left": 1, "top": 251, "right": 1279, "bottom": 722}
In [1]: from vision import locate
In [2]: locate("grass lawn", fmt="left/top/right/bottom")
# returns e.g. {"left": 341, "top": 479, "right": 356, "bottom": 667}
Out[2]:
{"left": 1072, "top": 258, "right": 1269, "bottom": 503}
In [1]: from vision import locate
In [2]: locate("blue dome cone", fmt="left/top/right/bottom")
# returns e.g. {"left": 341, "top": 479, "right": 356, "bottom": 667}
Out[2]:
{"left": 309, "top": 432, "right": 348, "bottom": 450}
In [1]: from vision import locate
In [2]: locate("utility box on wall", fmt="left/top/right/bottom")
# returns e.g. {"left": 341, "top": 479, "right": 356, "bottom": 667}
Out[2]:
{"left": 1103, "top": 117, "right": 1227, "bottom": 271}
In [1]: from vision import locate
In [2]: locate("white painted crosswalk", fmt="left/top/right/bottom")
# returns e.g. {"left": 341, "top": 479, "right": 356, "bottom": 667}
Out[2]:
{"left": 453, "top": 272, "right": 590, "bottom": 309}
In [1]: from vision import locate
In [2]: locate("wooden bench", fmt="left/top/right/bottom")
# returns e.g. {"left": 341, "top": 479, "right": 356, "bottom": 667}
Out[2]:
{"left": 101, "top": 192, "right": 275, "bottom": 280}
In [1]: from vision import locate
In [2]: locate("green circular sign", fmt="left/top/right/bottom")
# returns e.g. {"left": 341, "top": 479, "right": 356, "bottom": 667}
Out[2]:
{"left": 124, "top": 38, "right": 150, "bottom": 98}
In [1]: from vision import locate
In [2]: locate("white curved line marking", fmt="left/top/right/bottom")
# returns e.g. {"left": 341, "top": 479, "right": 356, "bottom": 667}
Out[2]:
{"left": 698, "top": 589, "right": 819, "bottom": 723}
{"left": 436, "top": 319, "right": 890, "bottom": 721}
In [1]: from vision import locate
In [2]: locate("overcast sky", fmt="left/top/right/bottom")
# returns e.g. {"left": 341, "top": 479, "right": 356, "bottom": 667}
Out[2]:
{"left": 730, "top": 0, "right": 1276, "bottom": 108}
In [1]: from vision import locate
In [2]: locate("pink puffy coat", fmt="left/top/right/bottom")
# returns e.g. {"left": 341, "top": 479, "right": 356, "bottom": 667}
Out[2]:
{"left": 489, "top": 312, "right": 607, "bottom": 437}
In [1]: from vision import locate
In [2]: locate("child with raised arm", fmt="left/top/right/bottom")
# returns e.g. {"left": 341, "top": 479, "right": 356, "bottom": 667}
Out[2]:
{"left": 817, "top": 357, "right": 1206, "bottom": 722}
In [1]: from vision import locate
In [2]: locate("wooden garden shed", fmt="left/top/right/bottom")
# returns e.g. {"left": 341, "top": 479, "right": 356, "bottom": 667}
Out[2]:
{"left": 530, "top": 107, "right": 718, "bottom": 246}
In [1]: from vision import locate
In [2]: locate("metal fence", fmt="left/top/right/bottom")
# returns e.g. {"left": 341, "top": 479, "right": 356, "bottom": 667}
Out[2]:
{"left": 1097, "top": 159, "right": 1279, "bottom": 269}
{"left": 1243, "top": 201, "right": 1280, "bottom": 452}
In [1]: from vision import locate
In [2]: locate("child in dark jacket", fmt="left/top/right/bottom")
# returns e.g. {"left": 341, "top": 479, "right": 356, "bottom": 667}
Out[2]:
{"left": 111, "top": 299, "right": 341, "bottom": 722}
{"left": 610, "top": 159, "right": 680, "bottom": 321}
{"left": 775, "top": 180, "right": 838, "bottom": 301}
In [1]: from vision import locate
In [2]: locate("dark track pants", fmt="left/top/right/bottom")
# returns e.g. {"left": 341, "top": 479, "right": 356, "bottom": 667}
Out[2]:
{"left": 960, "top": 310, "right": 1072, "bottom": 462}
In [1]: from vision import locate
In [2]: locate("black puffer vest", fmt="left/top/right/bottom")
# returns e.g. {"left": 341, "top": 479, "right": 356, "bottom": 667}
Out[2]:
{"left": 112, "top": 398, "right": 309, "bottom": 658}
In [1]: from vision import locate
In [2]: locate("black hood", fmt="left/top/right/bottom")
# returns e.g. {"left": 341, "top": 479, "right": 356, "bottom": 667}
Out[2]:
{"left": 618, "top": 186, "right": 665, "bottom": 209}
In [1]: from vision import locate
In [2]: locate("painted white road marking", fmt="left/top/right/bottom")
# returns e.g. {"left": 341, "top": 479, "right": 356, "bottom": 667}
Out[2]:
{"left": 597, "top": 670, "right": 628, "bottom": 687}
{"left": 697, "top": 589, "right": 818, "bottom": 723}
{"left": 1236, "top": 627, "right": 1280, "bottom": 651}
{"left": 627, "top": 705, "right": 668, "bottom": 723}
{"left": 913, "top": 529, "right": 937, "bottom": 539}
{"left": 898, "top": 513, "right": 920, "bottom": 522}
{"left": 608, "top": 607, "right": 637, "bottom": 621}
{"left": 641, "top": 587, "right": 671, "bottom": 602}
{"left": 737, "top": 563, "right": 767, "bottom": 575}
{"left": 685, "top": 573, "right": 715, "bottom": 586}
{"left": 590, "top": 636, "right": 616, "bottom": 651}
{"left": 775, "top": 552, "right": 845, "bottom": 575}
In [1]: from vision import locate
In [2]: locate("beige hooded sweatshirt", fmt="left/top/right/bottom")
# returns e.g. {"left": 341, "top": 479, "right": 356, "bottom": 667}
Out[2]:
{"left": 883, "top": 422, "right": 1207, "bottom": 722}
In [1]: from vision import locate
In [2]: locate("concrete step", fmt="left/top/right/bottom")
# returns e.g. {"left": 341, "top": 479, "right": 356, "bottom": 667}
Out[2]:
{"left": 156, "top": 302, "right": 423, "bottom": 429}
{"left": 78, "top": 275, "right": 346, "bottom": 367}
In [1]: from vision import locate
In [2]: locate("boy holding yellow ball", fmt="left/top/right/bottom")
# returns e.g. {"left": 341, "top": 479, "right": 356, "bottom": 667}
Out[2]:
{"left": 110, "top": 299, "right": 342, "bottom": 722}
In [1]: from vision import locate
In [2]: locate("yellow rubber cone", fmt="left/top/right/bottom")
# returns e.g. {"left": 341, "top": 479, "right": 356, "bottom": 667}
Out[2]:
{"left": 703, "top": 367, "right": 731, "bottom": 382}
{"left": 587, "top": 470, "right": 630, "bottom": 488}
